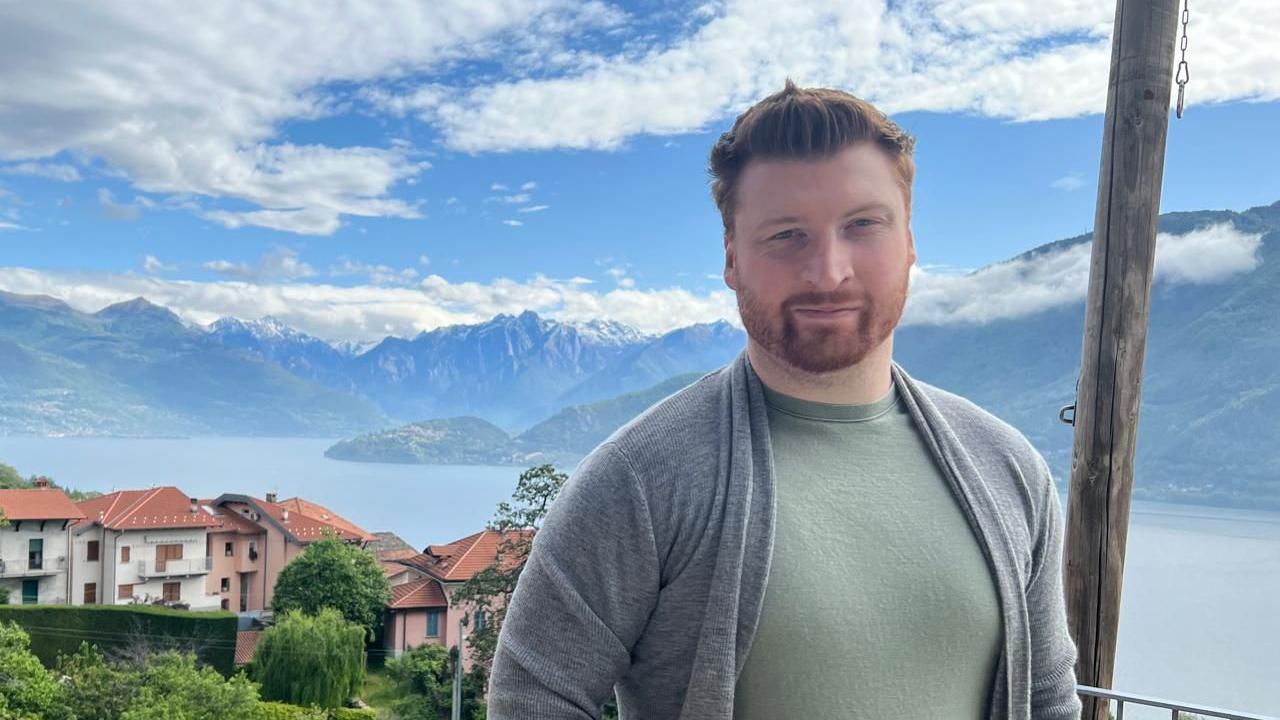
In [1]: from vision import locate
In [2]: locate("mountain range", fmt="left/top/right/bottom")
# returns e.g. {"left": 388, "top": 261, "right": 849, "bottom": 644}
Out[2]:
{"left": 1, "top": 199, "right": 1277, "bottom": 508}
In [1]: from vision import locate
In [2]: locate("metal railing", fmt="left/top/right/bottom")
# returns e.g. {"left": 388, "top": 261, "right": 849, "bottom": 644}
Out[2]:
{"left": 136, "top": 557, "right": 213, "bottom": 578}
{"left": 1079, "top": 685, "right": 1279, "bottom": 720}
{"left": 0, "top": 556, "right": 66, "bottom": 577}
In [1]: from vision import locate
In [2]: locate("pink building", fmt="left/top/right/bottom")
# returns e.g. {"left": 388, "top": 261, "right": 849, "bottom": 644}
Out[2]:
{"left": 204, "top": 492, "right": 376, "bottom": 618}
{"left": 382, "top": 529, "right": 533, "bottom": 663}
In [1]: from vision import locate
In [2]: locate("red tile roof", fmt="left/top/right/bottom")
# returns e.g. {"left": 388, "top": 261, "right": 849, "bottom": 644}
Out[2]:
{"left": 209, "top": 494, "right": 374, "bottom": 544}
{"left": 234, "top": 631, "right": 261, "bottom": 665}
{"left": 75, "top": 487, "right": 220, "bottom": 531}
{"left": 0, "top": 488, "right": 87, "bottom": 521}
{"left": 382, "top": 561, "right": 411, "bottom": 578}
{"left": 388, "top": 578, "right": 448, "bottom": 609}
{"left": 276, "top": 497, "right": 375, "bottom": 542}
{"left": 401, "top": 529, "right": 534, "bottom": 583}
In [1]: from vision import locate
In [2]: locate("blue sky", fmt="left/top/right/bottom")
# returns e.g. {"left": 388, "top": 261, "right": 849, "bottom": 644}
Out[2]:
{"left": 1, "top": 0, "right": 1277, "bottom": 340}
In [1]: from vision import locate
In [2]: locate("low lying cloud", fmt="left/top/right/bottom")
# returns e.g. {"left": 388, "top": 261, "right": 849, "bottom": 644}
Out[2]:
{"left": 0, "top": 223, "right": 1262, "bottom": 341}
{"left": 0, "top": 267, "right": 737, "bottom": 341}
{"left": 904, "top": 223, "right": 1264, "bottom": 325}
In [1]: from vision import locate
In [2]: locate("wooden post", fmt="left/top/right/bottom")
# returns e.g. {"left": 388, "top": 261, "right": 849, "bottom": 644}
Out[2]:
{"left": 1064, "top": 1, "right": 1182, "bottom": 719}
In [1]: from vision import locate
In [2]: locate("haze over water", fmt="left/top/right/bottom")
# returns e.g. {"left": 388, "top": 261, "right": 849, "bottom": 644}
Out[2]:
{"left": 1, "top": 435, "right": 1276, "bottom": 717}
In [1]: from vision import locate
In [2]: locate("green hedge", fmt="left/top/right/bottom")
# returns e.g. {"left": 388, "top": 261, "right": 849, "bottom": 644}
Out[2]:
{"left": 0, "top": 604, "right": 237, "bottom": 675}
{"left": 255, "top": 703, "right": 374, "bottom": 720}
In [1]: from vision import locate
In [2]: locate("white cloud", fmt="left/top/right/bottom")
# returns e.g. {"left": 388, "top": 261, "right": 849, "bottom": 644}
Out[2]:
{"left": 517, "top": 204, "right": 550, "bottom": 213}
{"left": 0, "top": 221, "right": 30, "bottom": 231}
{"left": 142, "top": 255, "right": 176, "bottom": 273}
{"left": 0, "top": 1, "right": 598, "bottom": 234}
{"left": 0, "top": 266, "right": 737, "bottom": 341}
{"left": 418, "top": 255, "right": 432, "bottom": 266}
{"left": 502, "top": 219, "right": 524, "bottom": 226}
{"left": 410, "top": 0, "right": 1280, "bottom": 152}
{"left": 490, "top": 183, "right": 509, "bottom": 191}
{"left": 1153, "top": 222, "right": 1263, "bottom": 284}
{"left": 203, "top": 247, "right": 314, "bottom": 281}
{"left": 520, "top": 181, "right": 537, "bottom": 191}
{"left": 1051, "top": 173, "right": 1086, "bottom": 191}
{"left": 330, "top": 258, "right": 419, "bottom": 286}
{"left": 487, "top": 193, "right": 532, "bottom": 204}
{"left": 904, "top": 223, "right": 1264, "bottom": 326}
{"left": 97, "top": 188, "right": 144, "bottom": 221}
{"left": 0, "top": 162, "right": 81, "bottom": 182}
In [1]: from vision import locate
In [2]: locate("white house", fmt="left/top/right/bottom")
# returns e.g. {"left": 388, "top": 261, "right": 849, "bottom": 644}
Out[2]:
{"left": 0, "top": 484, "right": 85, "bottom": 605}
{"left": 72, "top": 487, "right": 222, "bottom": 611}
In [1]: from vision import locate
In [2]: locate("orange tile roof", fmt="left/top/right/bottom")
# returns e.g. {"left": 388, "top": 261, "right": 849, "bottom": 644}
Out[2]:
{"left": 276, "top": 497, "right": 375, "bottom": 542}
{"left": 382, "top": 561, "right": 411, "bottom": 578}
{"left": 0, "top": 488, "right": 87, "bottom": 521}
{"left": 75, "top": 487, "right": 220, "bottom": 531}
{"left": 402, "top": 529, "right": 534, "bottom": 583}
{"left": 378, "top": 547, "right": 419, "bottom": 562}
{"left": 210, "top": 494, "right": 373, "bottom": 544}
{"left": 388, "top": 578, "right": 448, "bottom": 609}
{"left": 234, "top": 631, "right": 261, "bottom": 665}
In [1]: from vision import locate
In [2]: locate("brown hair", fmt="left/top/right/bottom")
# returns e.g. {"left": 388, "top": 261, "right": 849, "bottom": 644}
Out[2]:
{"left": 708, "top": 80, "right": 916, "bottom": 232}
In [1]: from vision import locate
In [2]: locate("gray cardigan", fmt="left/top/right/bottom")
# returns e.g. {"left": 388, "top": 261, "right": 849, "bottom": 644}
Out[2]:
{"left": 489, "top": 352, "right": 1082, "bottom": 719}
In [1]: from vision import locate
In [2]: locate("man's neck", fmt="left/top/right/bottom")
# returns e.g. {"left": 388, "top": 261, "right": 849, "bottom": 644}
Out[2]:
{"left": 746, "top": 336, "right": 895, "bottom": 406}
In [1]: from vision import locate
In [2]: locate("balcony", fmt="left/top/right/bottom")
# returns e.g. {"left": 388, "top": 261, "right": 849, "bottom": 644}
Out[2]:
{"left": 236, "top": 548, "right": 261, "bottom": 573}
{"left": 0, "top": 556, "right": 66, "bottom": 578}
{"left": 136, "top": 557, "right": 212, "bottom": 579}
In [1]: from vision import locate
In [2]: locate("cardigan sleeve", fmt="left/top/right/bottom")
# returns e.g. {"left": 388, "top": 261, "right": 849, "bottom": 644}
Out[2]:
{"left": 1026, "top": 455, "right": 1084, "bottom": 719}
{"left": 488, "top": 443, "right": 662, "bottom": 719}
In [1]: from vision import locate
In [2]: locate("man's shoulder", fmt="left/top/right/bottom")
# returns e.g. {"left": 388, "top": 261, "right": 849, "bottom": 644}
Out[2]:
{"left": 909, "top": 376, "right": 1058, "bottom": 515}
{"left": 601, "top": 365, "right": 731, "bottom": 461}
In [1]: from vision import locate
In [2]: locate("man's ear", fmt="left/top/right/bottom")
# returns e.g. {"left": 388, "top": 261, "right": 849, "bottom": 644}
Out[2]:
{"left": 723, "top": 230, "right": 738, "bottom": 290}
{"left": 906, "top": 225, "right": 917, "bottom": 268}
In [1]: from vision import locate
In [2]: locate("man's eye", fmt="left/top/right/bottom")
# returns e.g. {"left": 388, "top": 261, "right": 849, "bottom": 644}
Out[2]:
{"left": 848, "top": 218, "right": 878, "bottom": 229}
{"left": 770, "top": 230, "right": 801, "bottom": 242}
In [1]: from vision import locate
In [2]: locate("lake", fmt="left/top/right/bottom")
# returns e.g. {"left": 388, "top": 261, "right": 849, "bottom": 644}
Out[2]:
{"left": 1, "top": 435, "right": 1276, "bottom": 717}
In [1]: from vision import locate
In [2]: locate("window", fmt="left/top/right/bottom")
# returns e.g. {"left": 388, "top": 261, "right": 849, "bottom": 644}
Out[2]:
{"left": 118, "top": 584, "right": 133, "bottom": 600}
{"left": 221, "top": 598, "right": 230, "bottom": 611}
{"left": 83, "top": 583, "right": 97, "bottom": 604}
{"left": 22, "top": 580, "right": 38, "bottom": 605}
{"left": 224, "top": 541, "right": 234, "bottom": 557}
{"left": 120, "top": 545, "right": 130, "bottom": 564}
{"left": 248, "top": 541, "right": 258, "bottom": 561}
{"left": 156, "top": 543, "right": 183, "bottom": 571}
{"left": 220, "top": 577, "right": 230, "bottom": 592}
{"left": 162, "top": 582, "right": 181, "bottom": 602}
{"left": 426, "top": 610, "right": 440, "bottom": 637}
{"left": 27, "top": 539, "right": 43, "bottom": 571}
{"left": 473, "top": 610, "right": 487, "bottom": 631}
{"left": 87, "top": 540, "right": 100, "bottom": 562}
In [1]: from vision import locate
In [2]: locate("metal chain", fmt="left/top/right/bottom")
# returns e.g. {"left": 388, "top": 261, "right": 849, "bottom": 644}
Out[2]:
{"left": 1175, "top": 0, "right": 1190, "bottom": 118}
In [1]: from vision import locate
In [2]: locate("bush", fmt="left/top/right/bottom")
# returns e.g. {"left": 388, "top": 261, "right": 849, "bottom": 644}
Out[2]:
{"left": 332, "top": 709, "right": 377, "bottom": 719}
{"left": 252, "top": 609, "right": 366, "bottom": 709}
{"left": 0, "top": 604, "right": 236, "bottom": 675}
{"left": 0, "top": 621, "right": 67, "bottom": 719}
{"left": 271, "top": 535, "right": 391, "bottom": 636}
{"left": 255, "top": 702, "right": 328, "bottom": 720}
{"left": 117, "top": 651, "right": 259, "bottom": 720}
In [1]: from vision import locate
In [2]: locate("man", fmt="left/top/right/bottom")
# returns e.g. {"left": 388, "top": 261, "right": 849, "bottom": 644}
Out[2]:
{"left": 488, "top": 81, "right": 1081, "bottom": 720}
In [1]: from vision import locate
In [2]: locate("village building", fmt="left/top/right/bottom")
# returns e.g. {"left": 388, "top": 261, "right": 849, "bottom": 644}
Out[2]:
{"left": 382, "top": 529, "right": 532, "bottom": 663}
{"left": 204, "top": 492, "right": 376, "bottom": 619}
{"left": 72, "top": 487, "right": 223, "bottom": 610}
{"left": 0, "top": 483, "right": 85, "bottom": 605}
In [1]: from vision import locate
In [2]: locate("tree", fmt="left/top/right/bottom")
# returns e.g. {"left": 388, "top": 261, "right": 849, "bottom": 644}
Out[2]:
{"left": 451, "top": 464, "right": 567, "bottom": 673}
{"left": 0, "top": 621, "right": 69, "bottom": 720}
{"left": 251, "top": 608, "right": 365, "bottom": 710}
{"left": 55, "top": 644, "right": 140, "bottom": 720}
{"left": 270, "top": 533, "right": 391, "bottom": 636}
{"left": 384, "top": 644, "right": 487, "bottom": 720}
{"left": 118, "top": 651, "right": 258, "bottom": 720}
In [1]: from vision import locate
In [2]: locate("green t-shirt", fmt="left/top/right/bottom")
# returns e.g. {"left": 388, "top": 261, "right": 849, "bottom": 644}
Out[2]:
{"left": 733, "top": 383, "right": 1002, "bottom": 719}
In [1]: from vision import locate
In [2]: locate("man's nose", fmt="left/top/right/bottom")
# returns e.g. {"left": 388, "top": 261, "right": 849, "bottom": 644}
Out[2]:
{"left": 802, "top": 231, "right": 853, "bottom": 291}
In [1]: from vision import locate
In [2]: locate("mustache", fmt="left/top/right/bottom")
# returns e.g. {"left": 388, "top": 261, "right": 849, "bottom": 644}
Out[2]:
{"left": 780, "top": 291, "right": 867, "bottom": 310}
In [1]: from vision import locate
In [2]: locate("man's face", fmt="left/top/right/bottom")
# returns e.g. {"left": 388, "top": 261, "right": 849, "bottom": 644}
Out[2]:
{"left": 724, "top": 142, "right": 916, "bottom": 375}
